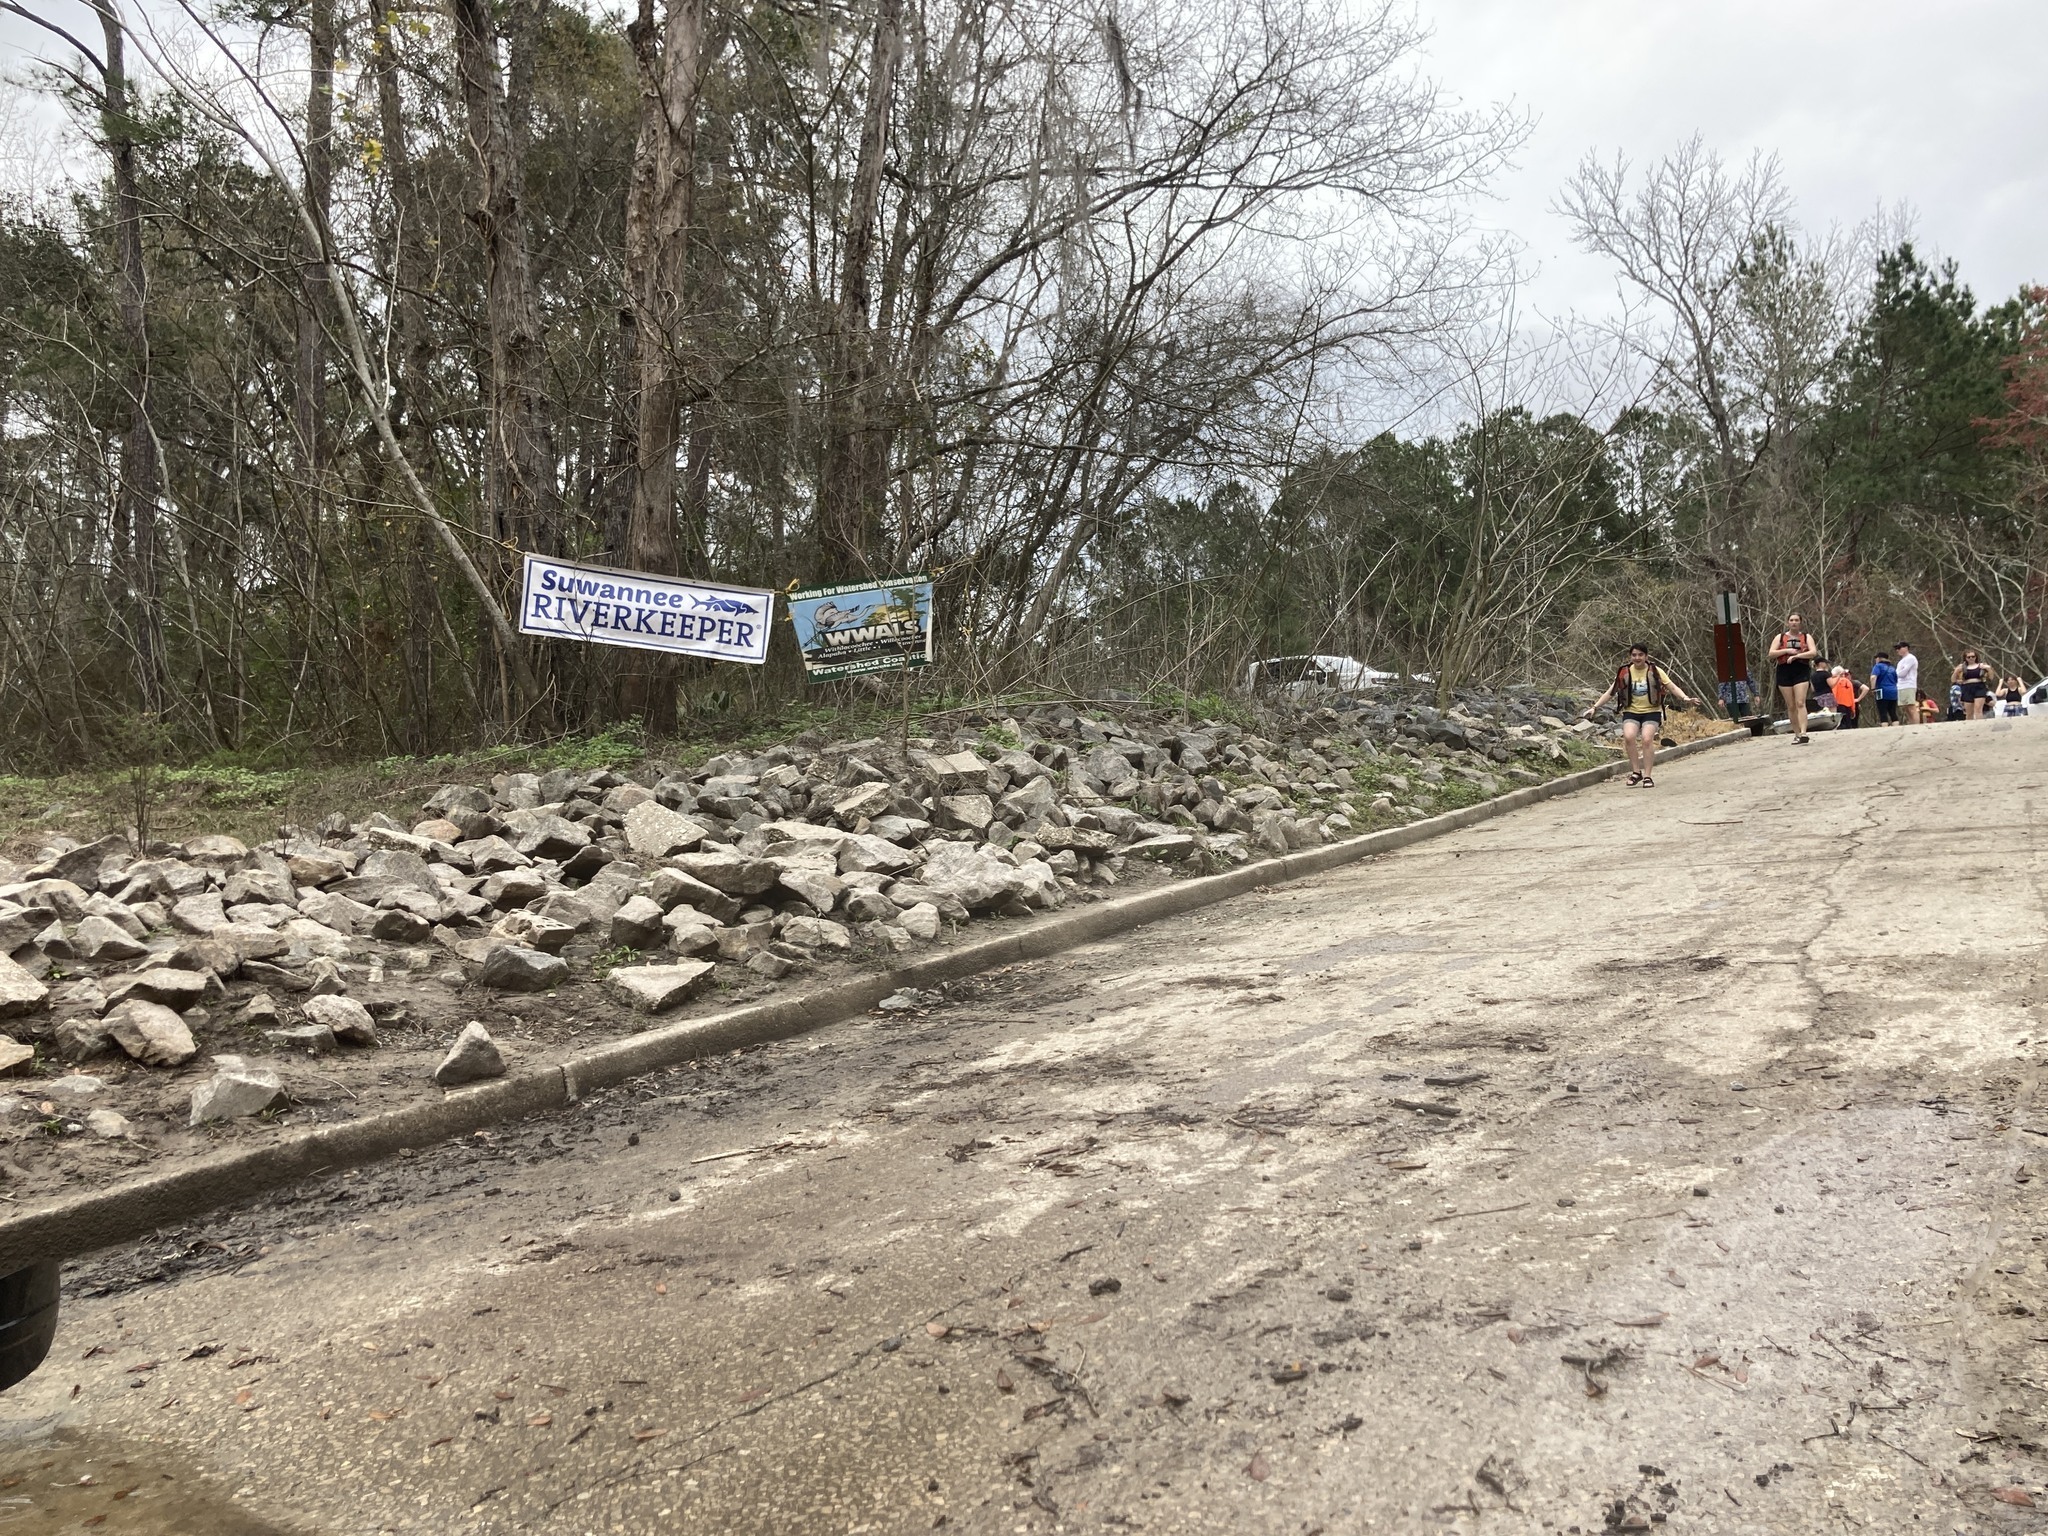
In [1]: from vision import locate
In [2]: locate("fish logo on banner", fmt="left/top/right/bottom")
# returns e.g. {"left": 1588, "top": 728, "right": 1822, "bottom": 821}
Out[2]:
{"left": 518, "top": 554, "right": 773, "bottom": 664}
{"left": 788, "top": 576, "right": 934, "bottom": 680}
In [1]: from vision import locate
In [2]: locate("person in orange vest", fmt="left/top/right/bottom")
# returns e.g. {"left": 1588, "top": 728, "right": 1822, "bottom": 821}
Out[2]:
{"left": 1827, "top": 665, "right": 1866, "bottom": 728}
{"left": 1580, "top": 644, "right": 1696, "bottom": 788}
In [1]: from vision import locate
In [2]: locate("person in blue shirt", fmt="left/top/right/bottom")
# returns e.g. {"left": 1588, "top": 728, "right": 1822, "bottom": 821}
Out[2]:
{"left": 1868, "top": 652, "right": 1900, "bottom": 725}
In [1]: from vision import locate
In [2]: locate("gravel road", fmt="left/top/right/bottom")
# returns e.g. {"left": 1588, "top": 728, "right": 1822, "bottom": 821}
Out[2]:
{"left": 4, "top": 716, "right": 2045, "bottom": 1536}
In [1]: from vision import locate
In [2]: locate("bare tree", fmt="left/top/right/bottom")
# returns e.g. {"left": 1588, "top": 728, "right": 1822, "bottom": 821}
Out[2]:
{"left": 621, "top": 0, "right": 709, "bottom": 731}
{"left": 1559, "top": 136, "right": 1792, "bottom": 579}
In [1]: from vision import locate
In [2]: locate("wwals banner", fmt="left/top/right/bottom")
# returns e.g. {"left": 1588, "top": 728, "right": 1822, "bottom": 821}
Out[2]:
{"left": 788, "top": 576, "right": 934, "bottom": 680}
{"left": 518, "top": 554, "right": 773, "bottom": 664}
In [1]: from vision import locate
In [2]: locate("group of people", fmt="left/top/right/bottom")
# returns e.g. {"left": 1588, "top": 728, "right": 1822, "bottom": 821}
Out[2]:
{"left": 1578, "top": 614, "right": 2029, "bottom": 789}
{"left": 1767, "top": 614, "right": 2026, "bottom": 740}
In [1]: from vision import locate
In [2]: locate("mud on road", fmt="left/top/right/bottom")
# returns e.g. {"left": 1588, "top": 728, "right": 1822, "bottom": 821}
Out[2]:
{"left": 4, "top": 717, "right": 2046, "bottom": 1535}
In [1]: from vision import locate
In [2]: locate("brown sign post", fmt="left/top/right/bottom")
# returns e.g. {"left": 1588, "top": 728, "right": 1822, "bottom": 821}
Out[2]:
{"left": 1712, "top": 591, "right": 1753, "bottom": 721}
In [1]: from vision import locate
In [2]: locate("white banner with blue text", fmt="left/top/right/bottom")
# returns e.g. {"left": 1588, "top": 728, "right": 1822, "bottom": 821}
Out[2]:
{"left": 517, "top": 555, "right": 774, "bottom": 664}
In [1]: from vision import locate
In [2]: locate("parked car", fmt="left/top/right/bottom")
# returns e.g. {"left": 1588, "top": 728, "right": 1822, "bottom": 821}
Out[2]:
{"left": 0, "top": 1262, "right": 60, "bottom": 1391}
{"left": 1244, "top": 655, "right": 1404, "bottom": 695}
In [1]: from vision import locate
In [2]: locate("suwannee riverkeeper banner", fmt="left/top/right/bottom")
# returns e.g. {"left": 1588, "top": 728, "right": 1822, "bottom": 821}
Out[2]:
{"left": 517, "top": 554, "right": 774, "bottom": 664}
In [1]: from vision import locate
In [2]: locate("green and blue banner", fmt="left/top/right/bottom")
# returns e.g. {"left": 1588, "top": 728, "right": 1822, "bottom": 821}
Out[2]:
{"left": 786, "top": 576, "right": 935, "bottom": 681}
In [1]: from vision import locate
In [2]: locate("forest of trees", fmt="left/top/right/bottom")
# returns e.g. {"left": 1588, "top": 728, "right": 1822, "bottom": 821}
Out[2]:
{"left": 1, "top": 0, "right": 2043, "bottom": 768}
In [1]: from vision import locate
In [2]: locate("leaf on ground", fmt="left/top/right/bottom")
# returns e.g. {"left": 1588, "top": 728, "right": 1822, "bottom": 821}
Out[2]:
{"left": 655, "top": 1283, "right": 668, "bottom": 1296}
{"left": 1993, "top": 1487, "right": 2035, "bottom": 1507}
{"left": 995, "top": 1369, "right": 1014, "bottom": 1394}
{"left": 493, "top": 1391, "right": 516, "bottom": 1401}
{"left": 1615, "top": 1312, "right": 1668, "bottom": 1328}
{"left": 526, "top": 1413, "right": 553, "bottom": 1428}
{"left": 233, "top": 1388, "right": 255, "bottom": 1408}
{"left": 367, "top": 1409, "right": 399, "bottom": 1422}
{"left": 1245, "top": 1452, "right": 1271, "bottom": 1482}
{"left": 1078, "top": 1312, "right": 1106, "bottom": 1325}
{"left": 926, "top": 1322, "right": 950, "bottom": 1337}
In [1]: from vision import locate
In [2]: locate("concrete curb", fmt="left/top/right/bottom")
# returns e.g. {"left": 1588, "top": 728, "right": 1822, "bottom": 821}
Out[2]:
{"left": 1, "top": 726, "right": 1747, "bottom": 1271}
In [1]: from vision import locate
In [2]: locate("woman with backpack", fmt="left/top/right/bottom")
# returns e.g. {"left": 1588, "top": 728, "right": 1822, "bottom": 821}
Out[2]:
{"left": 1581, "top": 644, "right": 1696, "bottom": 788}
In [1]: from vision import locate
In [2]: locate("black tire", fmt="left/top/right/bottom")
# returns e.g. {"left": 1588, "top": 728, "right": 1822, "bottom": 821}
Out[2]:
{"left": 0, "top": 1262, "right": 60, "bottom": 1391}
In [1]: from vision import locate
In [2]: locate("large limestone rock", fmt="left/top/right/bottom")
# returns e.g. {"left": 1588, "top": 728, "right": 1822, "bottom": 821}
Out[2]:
{"left": 0, "top": 956, "right": 49, "bottom": 1020}
{"left": 457, "top": 836, "right": 529, "bottom": 874}
{"left": 0, "top": 901, "right": 42, "bottom": 954}
{"left": 189, "top": 1059, "right": 285, "bottom": 1123}
{"left": 1009, "top": 857, "right": 1067, "bottom": 909}
{"left": 777, "top": 916, "right": 852, "bottom": 954}
{"left": 297, "top": 890, "right": 375, "bottom": 935}
{"left": 480, "top": 868, "right": 548, "bottom": 908}
{"left": 69, "top": 915, "right": 150, "bottom": 964}
{"left": 276, "top": 918, "right": 357, "bottom": 960}
{"left": 607, "top": 961, "right": 715, "bottom": 1013}
{"left": 303, "top": 994, "right": 380, "bottom": 1046}
{"left": 673, "top": 850, "right": 779, "bottom": 897}
{"left": 102, "top": 967, "right": 209, "bottom": 1013}
{"left": 645, "top": 868, "right": 742, "bottom": 922}
{"left": 933, "top": 794, "right": 995, "bottom": 833}
{"left": 896, "top": 902, "right": 943, "bottom": 941}
{"left": 712, "top": 922, "right": 774, "bottom": 960}
{"left": 488, "top": 911, "right": 580, "bottom": 954}
{"left": 477, "top": 944, "right": 567, "bottom": 992}
{"left": 54, "top": 1016, "right": 113, "bottom": 1062}
{"left": 831, "top": 781, "right": 893, "bottom": 824}
{"left": 916, "top": 843, "right": 1024, "bottom": 912}
{"left": 170, "top": 892, "right": 230, "bottom": 934}
{"left": 182, "top": 834, "right": 250, "bottom": 866}
{"left": 836, "top": 834, "right": 920, "bottom": 876}
{"left": 43, "top": 834, "right": 129, "bottom": 891}
{"left": 623, "top": 801, "right": 710, "bottom": 860}
{"left": 839, "top": 887, "right": 898, "bottom": 923}
{"left": 433, "top": 1022, "right": 506, "bottom": 1087}
{"left": 775, "top": 865, "right": 843, "bottom": 913}
{"left": 223, "top": 868, "right": 295, "bottom": 908}
{"left": 609, "top": 895, "right": 668, "bottom": 950}
{"left": 999, "top": 775, "right": 1058, "bottom": 825}
{"left": 501, "top": 809, "right": 590, "bottom": 860}
{"left": 663, "top": 910, "right": 722, "bottom": 957}
{"left": 103, "top": 999, "right": 199, "bottom": 1067}
{"left": 425, "top": 783, "right": 493, "bottom": 819}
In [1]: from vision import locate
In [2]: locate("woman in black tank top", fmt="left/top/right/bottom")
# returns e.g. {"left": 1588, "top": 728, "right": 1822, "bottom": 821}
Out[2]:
{"left": 1770, "top": 612, "right": 1818, "bottom": 743}
{"left": 1953, "top": 650, "right": 1991, "bottom": 719}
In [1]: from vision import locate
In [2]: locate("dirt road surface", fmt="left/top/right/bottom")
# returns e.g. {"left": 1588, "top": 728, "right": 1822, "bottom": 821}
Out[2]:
{"left": 5, "top": 717, "right": 2045, "bottom": 1535}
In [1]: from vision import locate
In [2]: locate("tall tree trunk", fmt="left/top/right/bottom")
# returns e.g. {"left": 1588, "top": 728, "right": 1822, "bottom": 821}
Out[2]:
{"left": 371, "top": 0, "right": 443, "bottom": 746}
{"left": 295, "top": 0, "right": 333, "bottom": 479}
{"left": 451, "top": 0, "right": 558, "bottom": 728}
{"left": 448, "top": 0, "right": 556, "bottom": 557}
{"left": 94, "top": 0, "right": 165, "bottom": 718}
{"left": 816, "top": 0, "right": 905, "bottom": 581}
{"left": 621, "top": 0, "right": 707, "bottom": 735}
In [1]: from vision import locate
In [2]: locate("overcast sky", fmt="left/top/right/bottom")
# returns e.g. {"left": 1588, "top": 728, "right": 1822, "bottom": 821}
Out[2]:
{"left": 1421, "top": 0, "right": 2048, "bottom": 322}
{"left": 4, "top": 0, "right": 2043, "bottom": 322}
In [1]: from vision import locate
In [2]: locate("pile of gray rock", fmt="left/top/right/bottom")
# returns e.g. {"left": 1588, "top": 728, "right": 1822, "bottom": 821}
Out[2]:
{"left": 0, "top": 686, "right": 1597, "bottom": 1130}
